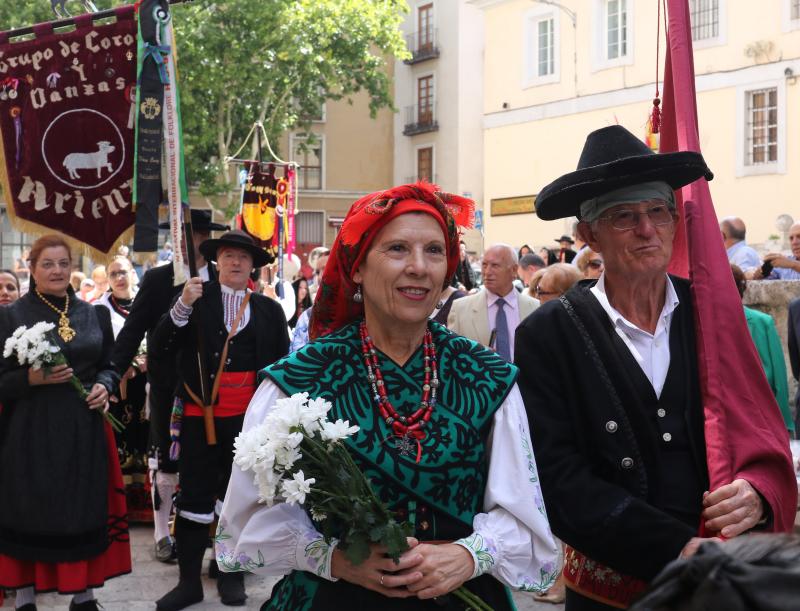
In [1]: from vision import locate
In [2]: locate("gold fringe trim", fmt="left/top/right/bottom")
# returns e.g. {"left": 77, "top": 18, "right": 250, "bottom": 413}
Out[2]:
{"left": 0, "top": 122, "right": 136, "bottom": 263}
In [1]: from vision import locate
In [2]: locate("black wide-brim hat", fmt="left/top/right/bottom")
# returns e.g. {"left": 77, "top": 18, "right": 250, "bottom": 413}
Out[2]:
{"left": 199, "top": 230, "right": 271, "bottom": 268}
{"left": 554, "top": 235, "right": 575, "bottom": 244}
{"left": 158, "top": 209, "right": 229, "bottom": 231}
{"left": 535, "top": 125, "right": 714, "bottom": 221}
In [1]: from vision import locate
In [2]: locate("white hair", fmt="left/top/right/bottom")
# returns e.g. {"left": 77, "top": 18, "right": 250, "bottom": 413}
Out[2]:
{"left": 487, "top": 243, "right": 519, "bottom": 266}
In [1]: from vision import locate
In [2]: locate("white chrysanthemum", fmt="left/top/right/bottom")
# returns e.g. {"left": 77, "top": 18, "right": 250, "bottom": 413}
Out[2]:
{"left": 255, "top": 470, "right": 282, "bottom": 507}
{"left": 265, "top": 400, "right": 303, "bottom": 435}
{"left": 320, "top": 419, "right": 360, "bottom": 443}
{"left": 275, "top": 445, "right": 302, "bottom": 471}
{"left": 281, "top": 470, "right": 315, "bottom": 505}
{"left": 233, "top": 431, "right": 262, "bottom": 471}
{"left": 301, "top": 396, "right": 332, "bottom": 434}
{"left": 29, "top": 321, "right": 55, "bottom": 336}
{"left": 285, "top": 431, "right": 303, "bottom": 449}
{"left": 251, "top": 445, "right": 276, "bottom": 473}
{"left": 3, "top": 337, "right": 17, "bottom": 359}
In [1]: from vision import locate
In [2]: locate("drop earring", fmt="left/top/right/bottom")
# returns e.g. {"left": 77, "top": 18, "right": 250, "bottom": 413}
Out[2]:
{"left": 353, "top": 284, "right": 363, "bottom": 303}
{"left": 436, "top": 300, "right": 445, "bottom": 309}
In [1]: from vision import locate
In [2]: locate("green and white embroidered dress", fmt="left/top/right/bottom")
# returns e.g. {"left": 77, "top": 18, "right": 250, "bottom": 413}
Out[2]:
{"left": 216, "top": 322, "right": 558, "bottom": 609}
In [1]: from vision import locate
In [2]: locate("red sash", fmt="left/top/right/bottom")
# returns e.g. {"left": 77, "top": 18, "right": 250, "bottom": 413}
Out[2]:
{"left": 184, "top": 371, "right": 256, "bottom": 418}
{"left": 562, "top": 545, "right": 648, "bottom": 609}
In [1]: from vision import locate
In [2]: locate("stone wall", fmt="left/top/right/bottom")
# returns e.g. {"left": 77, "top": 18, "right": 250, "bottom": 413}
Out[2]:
{"left": 743, "top": 280, "right": 800, "bottom": 422}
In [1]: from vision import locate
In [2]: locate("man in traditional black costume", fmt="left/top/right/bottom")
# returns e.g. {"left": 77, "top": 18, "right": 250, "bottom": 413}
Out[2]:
{"left": 152, "top": 230, "right": 289, "bottom": 610}
{"left": 515, "top": 126, "right": 793, "bottom": 610}
{"left": 110, "top": 209, "right": 227, "bottom": 561}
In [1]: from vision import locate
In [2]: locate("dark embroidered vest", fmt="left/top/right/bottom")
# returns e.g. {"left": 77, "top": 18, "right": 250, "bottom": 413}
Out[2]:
{"left": 263, "top": 321, "right": 518, "bottom": 529}
{"left": 261, "top": 321, "right": 518, "bottom": 611}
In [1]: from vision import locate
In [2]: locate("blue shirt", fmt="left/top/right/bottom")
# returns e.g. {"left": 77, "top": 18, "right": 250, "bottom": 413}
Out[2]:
{"left": 769, "top": 255, "right": 800, "bottom": 280}
{"left": 290, "top": 308, "right": 311, "bottom": 352}
{"left": 726, "top": 241, "right": 761, "bottom": 272}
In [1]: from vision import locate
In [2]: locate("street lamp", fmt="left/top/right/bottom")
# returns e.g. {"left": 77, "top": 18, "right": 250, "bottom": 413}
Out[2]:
{"left": 533, "top": 0, "right": 578, "bottom": 95}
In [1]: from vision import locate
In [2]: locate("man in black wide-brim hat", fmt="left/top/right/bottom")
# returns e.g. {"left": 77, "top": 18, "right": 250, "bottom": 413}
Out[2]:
{"left": 151, "top": 230, "right": 289, "bottom": 610}
{"left": 515, "top": 126, "right": 784, "bottom": 610}
{"left": 111, "top": 209, "right": 228, "bottom": 563}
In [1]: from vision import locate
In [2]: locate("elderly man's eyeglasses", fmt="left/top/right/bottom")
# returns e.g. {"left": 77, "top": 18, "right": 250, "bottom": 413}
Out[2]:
{"left": 598, "top": 204, "right": 675, "bottom": 230}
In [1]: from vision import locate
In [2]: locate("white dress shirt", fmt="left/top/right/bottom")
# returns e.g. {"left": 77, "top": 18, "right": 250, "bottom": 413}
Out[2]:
{"left": 170, "top": 282, "right": 251, "bottom": 336}
{"left": 487, "top": 288, "right": 521, "bottom": 361}
{"left": 590, "top": 274, "right": 679, "bottom": 398}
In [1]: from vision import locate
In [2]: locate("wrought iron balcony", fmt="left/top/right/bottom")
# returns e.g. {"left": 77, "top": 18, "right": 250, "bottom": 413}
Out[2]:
{"left": 403, "top": 104, "right": 438, "bottom": 136}
{"left": 404, "top": 29, "right": 440, "bottom": 64}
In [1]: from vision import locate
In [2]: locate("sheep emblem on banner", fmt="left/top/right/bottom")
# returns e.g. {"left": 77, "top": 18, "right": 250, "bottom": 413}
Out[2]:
{"left": 63, "top": 141, "right": 116, "bottom": 179}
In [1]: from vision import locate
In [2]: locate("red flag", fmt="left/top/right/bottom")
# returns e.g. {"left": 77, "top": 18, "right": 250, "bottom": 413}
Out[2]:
{"left": 662, "top": 0, "right": 797, "bottom": 533}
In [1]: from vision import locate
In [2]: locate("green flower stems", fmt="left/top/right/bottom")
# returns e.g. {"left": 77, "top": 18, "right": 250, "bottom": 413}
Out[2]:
{"left": 297, "top": 431, "right": 493, "bottom": 610}
{"left": 451, "top": 586, "right": 495, "bottom": 611}
{"left": 49, "top": 352, "right": 125, "bottom": 433}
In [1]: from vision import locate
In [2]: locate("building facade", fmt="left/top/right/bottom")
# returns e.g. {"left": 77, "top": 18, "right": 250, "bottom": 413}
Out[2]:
{"left": 394, "top": 0, "right": 485, "bottom": 253}
{"left": 474, "top": 0, "right": 800, "bottom": 251}
{"left": 280, "top": 84, "right": 395, "bottom": 264}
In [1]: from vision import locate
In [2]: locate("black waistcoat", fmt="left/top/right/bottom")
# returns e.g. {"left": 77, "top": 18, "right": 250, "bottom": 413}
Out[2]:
{"left": 226, "top": 317, "right": 257, "bottom": 372}
{"left": 605, "top": 298, "right": 706, "bottom": 529}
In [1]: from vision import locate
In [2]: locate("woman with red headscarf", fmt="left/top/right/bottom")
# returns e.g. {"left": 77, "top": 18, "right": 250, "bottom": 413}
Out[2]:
{"left": 216, "top": 183, "right": 558, "bottom": 609}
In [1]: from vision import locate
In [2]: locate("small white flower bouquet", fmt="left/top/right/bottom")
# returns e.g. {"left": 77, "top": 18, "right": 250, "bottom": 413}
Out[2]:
{"left": 233, "top": 392, "right": 413, "bottom": 564}
{"left": 3, "top": 322, "right": 124, "bottom": 432}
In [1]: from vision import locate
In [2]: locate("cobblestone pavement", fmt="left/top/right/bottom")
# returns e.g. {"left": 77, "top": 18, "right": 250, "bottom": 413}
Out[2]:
{"left": 1, "top": 525, "right": 563, "bottom": 611}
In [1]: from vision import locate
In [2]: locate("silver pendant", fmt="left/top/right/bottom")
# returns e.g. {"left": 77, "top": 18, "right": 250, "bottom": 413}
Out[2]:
{"left": 395, "top": 434, "right": 414, "bottom": 457}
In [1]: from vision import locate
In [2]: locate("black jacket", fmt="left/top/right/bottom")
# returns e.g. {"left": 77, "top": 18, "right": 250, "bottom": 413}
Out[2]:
{"left": 151, "top": 281, "right": 289, "bottom": 404}
{"left": 110, "top": 262, "right": 217, "bottom": 378}
{"left": 515, "top": 277, "right": 709, "bottom": 582}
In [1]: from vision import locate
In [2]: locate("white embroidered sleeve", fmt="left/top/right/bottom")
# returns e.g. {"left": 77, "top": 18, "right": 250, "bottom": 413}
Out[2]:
{"left": 454, "top": 385, "right": 561, "bottom": 592}
{"left": 215, "top": 380, "right": 338, "bottom": 581}
{"left": 169, "top": 297, "right": 193, "bottom": 327}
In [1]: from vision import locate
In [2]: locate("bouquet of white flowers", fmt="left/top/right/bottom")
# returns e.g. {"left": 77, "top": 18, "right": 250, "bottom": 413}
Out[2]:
{"left": 3, "top": 322, "right": 124, "bottom": 432}
{"left": 233, "top": 391, "right": 493, "bottom": 610}
{"left": 233, "top": 391, "right": 412, "bottom": 564}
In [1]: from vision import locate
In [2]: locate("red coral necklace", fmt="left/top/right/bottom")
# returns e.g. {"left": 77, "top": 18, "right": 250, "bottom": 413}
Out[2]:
{"left": 359, "top": 320, "right": 438, "bottom": 463}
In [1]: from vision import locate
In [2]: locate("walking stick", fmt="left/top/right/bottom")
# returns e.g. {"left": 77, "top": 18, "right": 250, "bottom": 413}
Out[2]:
{"left": 183, "top": 220, "right": 216, "bottom": 445}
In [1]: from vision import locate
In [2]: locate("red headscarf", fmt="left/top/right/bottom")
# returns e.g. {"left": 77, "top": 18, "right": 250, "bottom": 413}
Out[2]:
{"left": 310, "top": 182, "right": 473, "bottom": 340}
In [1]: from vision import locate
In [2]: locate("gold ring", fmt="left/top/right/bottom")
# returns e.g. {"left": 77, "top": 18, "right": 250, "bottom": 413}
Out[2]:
{"left": 380, "top": 574, "right": 385, "bottom": 587}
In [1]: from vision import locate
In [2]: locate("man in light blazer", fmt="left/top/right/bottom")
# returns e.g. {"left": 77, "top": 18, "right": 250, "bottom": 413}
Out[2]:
{"left": 448, "top": 243, "right": 539, "bottom": 360}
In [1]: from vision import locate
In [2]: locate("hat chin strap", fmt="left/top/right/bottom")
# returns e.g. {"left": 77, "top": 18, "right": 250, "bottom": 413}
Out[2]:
{"left": 579, "top": 180, "right": 675, "bottom": 222}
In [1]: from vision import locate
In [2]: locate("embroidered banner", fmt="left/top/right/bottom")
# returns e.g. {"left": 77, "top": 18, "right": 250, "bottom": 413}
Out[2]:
{"left": 132, "top": 0, "right": 166, "bottom": 254}
{"left": 0, "top": 7, "right": 137, "bottom": 258}
{"left": 237, "top": 161, "right": 293, "bottom": 262}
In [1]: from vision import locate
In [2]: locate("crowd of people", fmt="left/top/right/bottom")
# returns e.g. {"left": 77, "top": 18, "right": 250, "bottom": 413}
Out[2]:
{"left": 0, "top": 125, "right": 798, "bottom": 611}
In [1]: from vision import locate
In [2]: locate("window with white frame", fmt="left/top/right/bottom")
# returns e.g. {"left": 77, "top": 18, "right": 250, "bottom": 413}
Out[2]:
{"left": 690, "top": 0, "right": 719, "bottom": 41}
{"left": 606, "top": 0, "right": 627, "bottom": 60}
{"left": 524, "top": 6, "right": 559, "bottom": 86}
{"left": 783, "top": 0, "right": 800, "bottom": 31}
{"left": 537, "top": 18, "right": 555, "bottom": 76}
{"left": 745, "top": 87, "right": 778, "bottom": 166}
{"left": 291, "top": 134, "right": 323, "bottom": 190}
{"left": 592, "top": 0, "right": 632, "bottom": 70}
